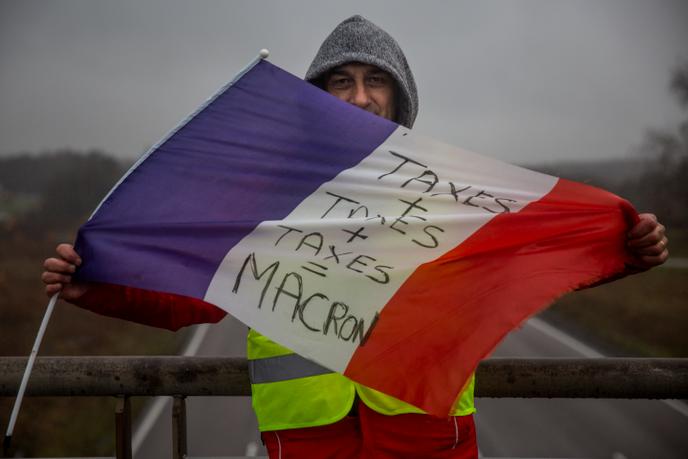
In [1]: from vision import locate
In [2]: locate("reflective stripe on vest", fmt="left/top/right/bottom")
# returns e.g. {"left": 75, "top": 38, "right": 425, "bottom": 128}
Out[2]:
{"left": 249, "top": 353, "right": 334, "bottom": 384}
{"left": 247, "top": 330, "right": 476, "bottom": 431}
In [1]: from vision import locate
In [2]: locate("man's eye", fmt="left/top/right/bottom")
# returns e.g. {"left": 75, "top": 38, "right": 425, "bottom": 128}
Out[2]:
{"left": 367, "top": 76, "right": 389, "bottom": 87}
{"left": 328, "top": 78, "right": 351, "bottom": 89}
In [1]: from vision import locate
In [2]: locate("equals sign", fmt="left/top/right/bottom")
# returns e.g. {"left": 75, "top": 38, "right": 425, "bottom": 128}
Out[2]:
{"left": 301, "top": 261, "right": 328, "bottom": 277}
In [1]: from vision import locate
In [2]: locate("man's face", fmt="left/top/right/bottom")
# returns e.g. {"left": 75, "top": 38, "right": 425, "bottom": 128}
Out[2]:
{"left": 324, "top": 63, "right": 396, "bottom": 122}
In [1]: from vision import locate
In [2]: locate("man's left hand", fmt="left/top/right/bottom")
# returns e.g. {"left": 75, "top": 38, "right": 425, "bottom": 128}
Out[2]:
{"left": 626, "top": 213, "right": 669, "bottom": 269}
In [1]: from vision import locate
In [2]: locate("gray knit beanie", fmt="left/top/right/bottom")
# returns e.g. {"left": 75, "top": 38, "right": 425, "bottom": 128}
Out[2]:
{"left": 305, "top": 15, "right": 419, "bottom": 128}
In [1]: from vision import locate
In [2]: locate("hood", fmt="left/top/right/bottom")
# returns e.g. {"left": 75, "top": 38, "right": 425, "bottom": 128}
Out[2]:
{"left": 305, "top": 15, "right": 419, "bottom": 128}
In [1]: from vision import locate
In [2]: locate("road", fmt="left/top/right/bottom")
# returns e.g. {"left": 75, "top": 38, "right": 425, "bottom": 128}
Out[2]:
{"left": 476, "top": 318, "right": 688, "bottom": 458}
{"left": 133, "top": 315, "right": 688, "bottom": 458}
{"left": 133, "top": 317, "right": 264, "bottom": 458}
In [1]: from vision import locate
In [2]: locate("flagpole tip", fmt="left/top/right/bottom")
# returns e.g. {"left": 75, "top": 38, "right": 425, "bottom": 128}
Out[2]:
{"left": 259, "top": 49, "right": 270, "bottom": 59}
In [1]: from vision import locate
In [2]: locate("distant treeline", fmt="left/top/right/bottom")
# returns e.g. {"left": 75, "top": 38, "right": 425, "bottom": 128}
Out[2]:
{"left": 1, "top": 64, "right": 685, "bottom": 234}
{"left": 1, "top": 143, "right": 685, "bottom": 238}
{"left": 0, "top": 150, "right": 126, "bottom": 232}
{"left": 537, "top": 61, "right": 688, "bottom": 228}
{"left": 533, "top": 154, "right": 687, "bottom": 227}
{"left": 622, "top": 61, "right": 688, "bottom": 227}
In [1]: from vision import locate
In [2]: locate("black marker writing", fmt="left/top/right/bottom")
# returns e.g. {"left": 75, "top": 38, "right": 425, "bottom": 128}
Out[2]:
{"left": 296, "top": 232, "right": 324, "bottom": 255}
{"left": 431, "top": 182, "right": 472, "bottom": 202}
{"left": 323, "top": 245, "right": 352, "bottom": 264}
{"left": 378, "top": 150, "right": 427, "bottom": 180}
{"left": 275, "top": 225, "right": 303, "bottom": 246}
{"left": 342, "top": 227, "right": 369, "bottom": 243}
{"left": 301, "top": 261, "right": 328, "bottom": 277}
{"left": 402, "top": 169, "right": 439, "bottom": 193}
{"left": 390, "top": 197, "right": 428, "bottom": 235}
{"left": 321, "top": 192, "right": 360, "bottom": 219}
{"left": 232, "top": 252, "right": 280, "bottom": 310}
{"left": 412, "top": 225, "right": 445, "bottom": 249}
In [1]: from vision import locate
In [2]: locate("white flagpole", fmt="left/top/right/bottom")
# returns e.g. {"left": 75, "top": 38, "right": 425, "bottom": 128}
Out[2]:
{"left": 4, "top": 293, "right": 59, "bottom": 455}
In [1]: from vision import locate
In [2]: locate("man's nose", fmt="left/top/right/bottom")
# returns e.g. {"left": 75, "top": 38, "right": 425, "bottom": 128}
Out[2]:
{"left": 350, "top": 81, "right": 371, "bottom": 107}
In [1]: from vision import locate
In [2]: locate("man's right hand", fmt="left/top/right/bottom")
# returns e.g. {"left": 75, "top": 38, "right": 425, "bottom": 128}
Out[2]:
{"left": 42, "top": 243, "right": 90, "bottom": 302}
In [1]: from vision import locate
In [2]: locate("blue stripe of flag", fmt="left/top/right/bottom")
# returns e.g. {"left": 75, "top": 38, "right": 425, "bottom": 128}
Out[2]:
{"left": 74, "top": 60, "right": 397, "bottom": 299}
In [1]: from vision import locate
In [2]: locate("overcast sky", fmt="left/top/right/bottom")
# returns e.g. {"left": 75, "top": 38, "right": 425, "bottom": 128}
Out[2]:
{"left": 1, "top": 0, "right": 687, "bottom": 164}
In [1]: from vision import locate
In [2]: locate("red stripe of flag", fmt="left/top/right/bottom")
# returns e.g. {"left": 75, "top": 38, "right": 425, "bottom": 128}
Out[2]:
{"left": 344, "top": 178, "right": 637, "bottom": 416}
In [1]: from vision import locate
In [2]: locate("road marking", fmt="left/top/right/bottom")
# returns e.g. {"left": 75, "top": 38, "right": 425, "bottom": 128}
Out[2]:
{"left": 527, "top": 317, "right": 603, "bottom": 358}
{"left": 662, "top": 257, "right": 688, "bottom": 269}
{"left": 527, "top": 317, "right": 688, "bottom": 419}
{"left": 132, "top": 323, "right": 211, "bottom": 456}
{"left": 132, "top": 397, "right": 168, "bottom": 456}
{"left": 245, "top": 440, "right": 259, "bottom": 456}
{"left": 662, "top": 399, "right": 688, "bottom": 418}
{"left": 182, "top": 323, "right": 211, "bottom": 357}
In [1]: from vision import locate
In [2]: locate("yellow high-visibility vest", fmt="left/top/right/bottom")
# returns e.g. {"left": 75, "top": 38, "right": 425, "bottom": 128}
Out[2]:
{"left": 248, "top": 330, "right": 475, "bottom": 432}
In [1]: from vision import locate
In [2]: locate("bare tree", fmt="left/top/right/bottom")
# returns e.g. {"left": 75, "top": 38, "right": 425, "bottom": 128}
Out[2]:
{"left": 625, "top": 62, "right": 688, "bottom": 226}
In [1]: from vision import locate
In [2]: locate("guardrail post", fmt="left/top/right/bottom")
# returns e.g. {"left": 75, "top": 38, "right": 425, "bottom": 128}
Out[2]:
{"left": 172, "top": 396, "right": 187, "bottom": 459}
{"left": 115, "top": 396, "right": 132, "bottom": 459}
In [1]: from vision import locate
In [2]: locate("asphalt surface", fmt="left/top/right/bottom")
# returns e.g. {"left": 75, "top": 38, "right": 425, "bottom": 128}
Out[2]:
{"left": 476, "top": 318, "right": 688, "bottom": 458}
{"left": 133, "top": 315, "right": 688, "bottom": 458}
{"left": 133, "top": 316, "right": 263, "bottom": 458}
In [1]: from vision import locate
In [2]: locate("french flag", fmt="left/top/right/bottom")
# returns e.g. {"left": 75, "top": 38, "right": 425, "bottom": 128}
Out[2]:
{"left": 74, "top": 58, "right": 637, "bottom": 415}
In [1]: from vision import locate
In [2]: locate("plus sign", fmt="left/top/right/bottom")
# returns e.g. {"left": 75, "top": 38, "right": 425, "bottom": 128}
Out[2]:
{"left": 342, "top": 226, "right": 369, "bottom": 243}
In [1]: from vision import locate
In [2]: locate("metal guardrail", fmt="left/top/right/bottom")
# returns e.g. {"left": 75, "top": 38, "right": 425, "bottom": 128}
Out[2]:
{"left": 2, "top": 356, "right": 687, "bottom": 398}
{"left": 1, "top": 357, "right": 687, "bottom": 459}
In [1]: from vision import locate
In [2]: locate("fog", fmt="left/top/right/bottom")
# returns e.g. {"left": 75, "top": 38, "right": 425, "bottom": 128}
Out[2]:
{"left": 1, "top": 0, "right": 687, "bottom": 163}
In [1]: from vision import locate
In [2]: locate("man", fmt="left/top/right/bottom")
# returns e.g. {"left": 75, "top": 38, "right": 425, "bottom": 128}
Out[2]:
{"left": 43, "top": 15, "right": 669, "bottom": 459}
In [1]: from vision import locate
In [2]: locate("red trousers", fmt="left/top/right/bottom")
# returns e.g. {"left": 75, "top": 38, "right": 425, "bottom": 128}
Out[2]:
{"left": 261, "top": 401, "right": 478, "bottom": 459}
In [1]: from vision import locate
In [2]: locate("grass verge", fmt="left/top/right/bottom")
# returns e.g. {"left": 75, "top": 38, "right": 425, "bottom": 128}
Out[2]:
{"left": 0, "top": 229, "right": 188, "bottom": 457}
{"left": 544, "top": 265, "right": 688, "bottom": 357}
